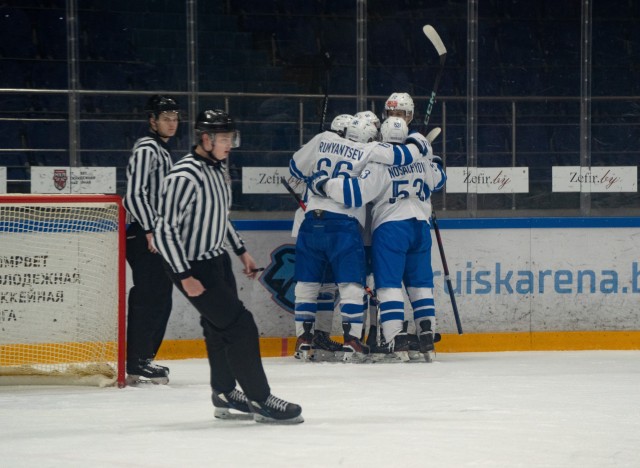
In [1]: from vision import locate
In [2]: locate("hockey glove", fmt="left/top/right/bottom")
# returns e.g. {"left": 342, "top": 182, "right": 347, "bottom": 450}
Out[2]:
{"left": 430, "top": 155, "right": 443, "bottom": 167}
{"left": 307, "top": 170, "right": 330, "bottom": 197}
{"left": 405, "top": 136, "right": 428, "bottom": 156}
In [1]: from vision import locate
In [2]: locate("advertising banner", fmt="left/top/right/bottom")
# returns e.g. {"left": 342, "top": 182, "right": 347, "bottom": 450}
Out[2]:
{"left": 31, "top": 167, "right": 116, "bottom": 194}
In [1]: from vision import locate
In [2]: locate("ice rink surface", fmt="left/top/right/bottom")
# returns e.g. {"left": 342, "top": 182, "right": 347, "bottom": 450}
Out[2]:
{"left": 1, "top": 351, "right": 639, "bottom": 468}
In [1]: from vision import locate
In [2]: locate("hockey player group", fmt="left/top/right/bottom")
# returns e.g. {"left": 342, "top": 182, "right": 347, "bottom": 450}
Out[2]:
{"left": 289, "top": 92, "right": 447, "bottom": 364}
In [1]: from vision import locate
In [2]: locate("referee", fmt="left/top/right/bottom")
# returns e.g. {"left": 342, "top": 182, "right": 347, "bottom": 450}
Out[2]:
{"left": 154, "top": 109, "right": 303, "bottom": 424}
{"left": 123, "top": 95, "right": 179, "bottom": 384}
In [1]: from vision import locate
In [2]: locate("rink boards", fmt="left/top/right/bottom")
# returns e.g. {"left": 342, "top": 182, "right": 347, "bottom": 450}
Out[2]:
{"left": 141, "top": 217, "right": 640, "bottom": 357}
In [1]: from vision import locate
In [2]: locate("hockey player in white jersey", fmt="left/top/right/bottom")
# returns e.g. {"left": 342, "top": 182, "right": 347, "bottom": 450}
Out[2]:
{"left": 290, "top": 114, "right": 353, "bottom": 361}
{"left": 310, "top": 117, "right": 446, "bottom": 361}
{"left": 384, "top": 92, "right": 415, "bottom": 125}
{"left": 291, "top": 117, "right": 430, "bottom": 361}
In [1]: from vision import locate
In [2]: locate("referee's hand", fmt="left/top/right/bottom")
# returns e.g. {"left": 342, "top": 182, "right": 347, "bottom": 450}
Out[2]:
{"left": 239, "top": 252, "right": 259, "bottom": 279}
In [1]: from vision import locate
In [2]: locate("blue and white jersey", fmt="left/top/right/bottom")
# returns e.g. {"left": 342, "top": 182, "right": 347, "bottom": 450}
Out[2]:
{"left": 323, "top": 158, "right": 446, "bottom": 232}
{"left": 289, "top": 132, "right": 428, "bottom": 226}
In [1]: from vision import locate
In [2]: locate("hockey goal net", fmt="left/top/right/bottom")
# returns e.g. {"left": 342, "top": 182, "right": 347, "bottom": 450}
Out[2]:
{"left": 0, "top": 195, "right": 125, "bottom": 387}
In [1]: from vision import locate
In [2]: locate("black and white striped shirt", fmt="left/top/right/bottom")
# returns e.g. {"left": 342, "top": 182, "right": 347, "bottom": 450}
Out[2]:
{"left": 124, "top": 133, "right": 173, "bottom": 231}
{"left": 154, "top": 151, "right": 245, "bottom": 278}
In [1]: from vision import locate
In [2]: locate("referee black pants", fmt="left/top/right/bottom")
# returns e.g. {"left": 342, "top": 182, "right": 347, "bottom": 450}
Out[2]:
{"left": 126, "top": 223, "right": 173, "bottom": 367}
{"left": 164, "top": 251, "right": 271, "bottom": 402}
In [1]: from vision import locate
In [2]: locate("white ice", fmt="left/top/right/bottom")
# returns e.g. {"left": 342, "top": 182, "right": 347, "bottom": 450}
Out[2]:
{"left": 1, "top": 351, "right": 639, "bottom": 468}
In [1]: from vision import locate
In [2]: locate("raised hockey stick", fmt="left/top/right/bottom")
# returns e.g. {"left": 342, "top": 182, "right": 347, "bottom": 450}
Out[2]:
{"left": 319, "top": 51, "right": 332, "bottom": 132}
{"left": 431, "top": 211, "right": 463, "bottom": 334}
{"left": 422, "top": 25, "right": 447, "bottom": 127}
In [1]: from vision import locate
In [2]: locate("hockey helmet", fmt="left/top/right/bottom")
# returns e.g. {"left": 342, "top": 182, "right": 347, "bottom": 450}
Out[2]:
{"left": 354, "top": 110, "right": 381, "bottom": 130}
{"left": 384, "top": 92, "right": 414, "bottom": 124}
{"left": 380, "top": 117, "right": 408, "bottom": 144}
{"left": 330, "top": 114, "right": 354, "bottom": 136}
{"left": 195, "top": 109, "right": 240, "bottom": 148}
{"left": 144, "top": 95, "right": 180, "bottom": 118}
{"left": 345, "top": 118, "right": 378, "bottom": 143}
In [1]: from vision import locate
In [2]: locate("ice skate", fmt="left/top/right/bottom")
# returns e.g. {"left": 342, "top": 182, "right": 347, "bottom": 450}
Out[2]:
{"left": 389, "top": 332, "right": 411, "bottom": 362}
{"left": 212, "top": 388, "right": 253, "bottom": 420}
{"left": 367, "top": 326, "right": 399, "bottom": 363}
{"left": 249, "top": 394, "right": 304, "bottom": 424}
{"left": 126, "top": 359, "right": 169, "bottom": 385}
{"left": 341, "top": 322, "right": 370, "bottom": 363}
{"left": 407, "top": 333, "right": 422, "bottom": 361}
{"left": 311, "top": 330, "right": 344, "bottom": 362}
{"left": 418, "top": 320, "right": 436, "bottom": 363}
{"left": 294, "top": 321, "right": 314, "bottom": 361}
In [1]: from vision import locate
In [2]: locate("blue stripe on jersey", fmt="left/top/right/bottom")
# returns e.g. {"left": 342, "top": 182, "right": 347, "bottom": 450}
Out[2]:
{"left": 352, "top": 179, "right": 362, "bottom": 207}
{"left": 411, "top": 298, "right": 435, "bottom": 320}
{"left": 289, "top": 159, "right": 305, "bottom": 180}
{"left": 392, "top": 145, "right": 413, "bottom": 165}
{"left": 341, "top": 303, "right": 364, "bottom": 316}
{"left": 343, "top": 178, "right": 353, "bottom": 207}
{"left": 434, "top": 169, "right": 447, "bottom": 191}
{"left": 380, "top": 311, "right": 404, "bottom": 323}
{"left": 380, "top": 301, "right": 404, "bottom": 312}
{"left": 392, "top": 146, "right": 403, "bottom": 165}
{"left": 380, "top": 299, "right": 404, "bottom": 323}
{"left": 295, "top": 302, "right": 318, "bottom": 312}
{"left": 406, "top": 136, "right": 426, "bottom": 154}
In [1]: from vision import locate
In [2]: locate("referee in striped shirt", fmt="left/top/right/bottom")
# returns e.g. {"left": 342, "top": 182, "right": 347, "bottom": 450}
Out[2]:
{"left": 123, "top": 95, "right": 179, "bottom": 384}
{"left": 154, "top": 109, "right": 303, "bottom": 424}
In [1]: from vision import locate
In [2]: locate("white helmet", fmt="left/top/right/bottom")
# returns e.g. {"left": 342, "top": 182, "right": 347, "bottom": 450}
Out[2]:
{"left": 384, "top": 92, "right": 414, "bottom": 124}
{"left": 354, "top": 110, "right": 381, "bottom": 130}
{"left": 345, "top": 118, "right": 378, "bottom": 143}
{"left": 330, "top": 114, "right": 353, "bottom": 136}
{"left": 381, "top": 117, "right": 408, "bottom": 144}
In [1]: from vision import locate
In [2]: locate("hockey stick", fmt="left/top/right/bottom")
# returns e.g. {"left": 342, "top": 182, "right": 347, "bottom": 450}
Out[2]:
{"left": 431, "top": 211, "right": 463, "bottom": 334}
{"left": 422, "top": 25, "right": 447, "bottom": 127}
{"left": 425, "top": 127, "right": 441, "bottom": 144}
{"left": 281, "top": 176, "right": 306, "bottom": 210}
{"left": 319, "top": 51, "right": 332, "bottom": 132}
{"left": 422, "top": 26, "right": 461, "bottom": 334}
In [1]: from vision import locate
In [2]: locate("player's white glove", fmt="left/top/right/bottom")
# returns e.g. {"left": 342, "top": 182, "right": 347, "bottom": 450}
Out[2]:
{"left": 431, "top": 155, "right": 443, "bottom": 167}
{"left": 307, "top": 170, "right": 329, "bottom": 197}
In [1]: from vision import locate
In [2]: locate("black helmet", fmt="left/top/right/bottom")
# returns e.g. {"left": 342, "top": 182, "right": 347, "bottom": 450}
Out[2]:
{"left": 144, "top": 95, "right": 179, "bottom": 118}
{"left": 195, "top": 109, "right": 236, "bottom": 133}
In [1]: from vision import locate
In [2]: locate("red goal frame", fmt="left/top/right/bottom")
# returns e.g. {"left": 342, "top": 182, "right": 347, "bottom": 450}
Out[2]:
{"left": 0, "top": 194, "right": 126, "bottom": 387}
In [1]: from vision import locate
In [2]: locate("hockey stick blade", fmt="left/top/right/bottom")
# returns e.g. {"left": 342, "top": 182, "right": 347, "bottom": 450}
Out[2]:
{"left": 423, "top": 25, "right": 447, "bottom": 56}
{"left": 426, "top": 127, "right": 441, "bottom": 144}
{"left": 422, "top": 25, "right": 448, "bottom": 127}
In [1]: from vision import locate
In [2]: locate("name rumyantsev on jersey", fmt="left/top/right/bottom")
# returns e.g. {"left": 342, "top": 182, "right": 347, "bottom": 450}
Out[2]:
{"left": 318, "top": 141, "right": 365, "bottom": 161}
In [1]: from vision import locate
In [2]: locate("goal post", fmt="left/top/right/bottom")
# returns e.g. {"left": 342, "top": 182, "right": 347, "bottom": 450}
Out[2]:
{"left": 0, "top": 195, "right": 126, "bottom": 387}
